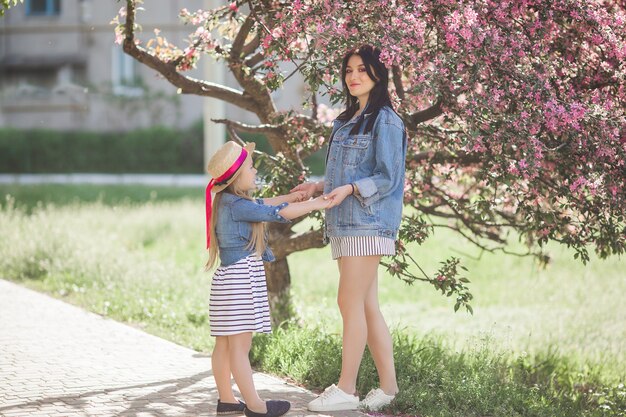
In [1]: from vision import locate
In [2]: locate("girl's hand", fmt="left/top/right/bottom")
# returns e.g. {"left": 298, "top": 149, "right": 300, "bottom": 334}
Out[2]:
{"left": 325, "top": 184, "right": 353, "bottom": 208}
{"left": 290, "top": 191, "right": 308, "bottom": 202}
{"left": 290, "top": 181, "right": 321, "bottom": 199}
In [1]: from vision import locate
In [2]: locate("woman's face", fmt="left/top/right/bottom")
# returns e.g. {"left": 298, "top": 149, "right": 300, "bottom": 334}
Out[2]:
{"left": 234, "top": 157, "right": 257, "bottom": 192}
{"left": 345, "top": 54, "right": 376, "bottom": 102}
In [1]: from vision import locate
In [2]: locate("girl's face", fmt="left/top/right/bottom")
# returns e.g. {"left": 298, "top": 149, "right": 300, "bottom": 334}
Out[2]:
{"left": 345, "top": 54, "right": 376, "bottom": 102}
{"left": 234, "top": 157, "right": 257, "bottom": 192}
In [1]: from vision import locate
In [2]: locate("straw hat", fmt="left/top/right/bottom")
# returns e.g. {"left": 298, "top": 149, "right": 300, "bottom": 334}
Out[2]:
{"left": 207, "top": 141, "right": 255, "bottom": 193}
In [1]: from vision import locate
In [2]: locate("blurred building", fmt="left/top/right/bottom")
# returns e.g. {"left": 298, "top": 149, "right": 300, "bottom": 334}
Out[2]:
{"left": 0, "top": 0, "right": 306, "bottom": 132}
{"left": 0, "top": 0, "right": 206, "bottom": 131}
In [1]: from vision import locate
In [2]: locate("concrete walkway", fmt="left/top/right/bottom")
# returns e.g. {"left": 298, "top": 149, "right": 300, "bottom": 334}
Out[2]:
{"left": 0, "top": 280, "right": 365, "bottom": 417}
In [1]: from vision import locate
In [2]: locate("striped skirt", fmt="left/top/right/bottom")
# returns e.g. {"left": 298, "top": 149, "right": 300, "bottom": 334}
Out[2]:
{"left": 209, "top": 255, "right": 272, "bottom": 336}
{"left": 329, "top": 236, "right": 396, "bottom": 260}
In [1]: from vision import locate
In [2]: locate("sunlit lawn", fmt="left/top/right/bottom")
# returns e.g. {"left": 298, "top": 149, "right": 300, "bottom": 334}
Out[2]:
{"left": 290, "top": 233, "right": 626, "bottom": 380}
{"left": 1, "top": 184, "right": 624, "bottom": 384}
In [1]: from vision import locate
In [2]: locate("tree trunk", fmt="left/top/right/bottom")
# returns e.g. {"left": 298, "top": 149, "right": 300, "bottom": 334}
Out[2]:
{"left": 263, "top": 257, "right": 294, "bottom": 326}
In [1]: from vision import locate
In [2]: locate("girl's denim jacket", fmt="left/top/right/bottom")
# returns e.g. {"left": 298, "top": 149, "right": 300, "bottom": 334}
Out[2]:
{"left": 324, "top": 105, "right": 407, "bottom": 242}
{"left": 215, "top": 192, "right": 290, "bottom": 266}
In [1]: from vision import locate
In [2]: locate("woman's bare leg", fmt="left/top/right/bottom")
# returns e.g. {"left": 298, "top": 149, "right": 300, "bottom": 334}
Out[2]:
{"left": 336, "top": 255, "right": 380, "bottom": 395}
{"left": 364, "top": 275, "right": 399, "bottom": 395}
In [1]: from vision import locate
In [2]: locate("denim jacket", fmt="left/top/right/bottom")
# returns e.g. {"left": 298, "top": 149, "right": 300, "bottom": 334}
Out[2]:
{"left": 324, "top": 105, "right": 407, "bottom": 242}
{"left": 215, "top": 192, "right": 290, "bottom": 266}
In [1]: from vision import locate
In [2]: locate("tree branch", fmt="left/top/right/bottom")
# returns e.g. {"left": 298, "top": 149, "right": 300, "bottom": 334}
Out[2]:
{"left": 408, "top": 99, "right": 443, "bottom": 125}
{"left": 410, "top": 150, "right": 481, "bottom": 165}
{"left": 242, "top": 33, "right": 260, "bottom": 57}
{"left": 245, "top": 51, "right": 265, "bottom": 69}
{"left": 311, "top": 93, "right": 318, "bottom": 122}
{"left": 392, "top": 65, "right": 405, "bottom": 101}
{"left": 212, "top": 118, "right": 282, "bottom": 135}
{"left": 122, "top": 0, "right": 258, "bottom": 113}
{"left": 271, "top": 228, "right": 325, "bottom": 258}
{"left": 292, "top": 114, "right": 322, "bottom": 131}
{"left": 231, "top": 15, "right": 255, "bottom": 60}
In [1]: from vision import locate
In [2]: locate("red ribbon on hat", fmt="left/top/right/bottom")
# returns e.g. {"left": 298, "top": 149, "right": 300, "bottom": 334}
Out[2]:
{"left": 206, "top": 147, "right": 248, "bottom": 249}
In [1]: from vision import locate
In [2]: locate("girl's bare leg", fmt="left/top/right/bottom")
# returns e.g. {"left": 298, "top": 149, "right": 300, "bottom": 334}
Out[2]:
{"left": 228, "top": 332, "right": 266, "bottom": 414}
{"left": 212, "top": 336, "right": 239, "bottom": 403}
{"left": 336, "top": 255, "right": 380, "bottom": 395}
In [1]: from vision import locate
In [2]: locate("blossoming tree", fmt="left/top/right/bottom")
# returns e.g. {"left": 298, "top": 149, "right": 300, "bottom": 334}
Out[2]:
{"left": 115, "top": 0, "right": 625, "bottom": 319}
{"left": 1, "top": 0, "right": 21, "bottom": 16}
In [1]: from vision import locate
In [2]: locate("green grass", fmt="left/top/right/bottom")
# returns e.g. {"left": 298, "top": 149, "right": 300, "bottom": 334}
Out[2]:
{"left": 0, "top": 183, "right": 202, "bottom": 211}
{"left": 0, "top": 184, "right": 624, "bottom": 416}
{"left": 0, "top": 184, "right": 213, "bottom": 350}
{"left": 288, "top": 232, "right": 626, "bottom": 382}
{"left": 251, "top": 326, "right": 626, "bottom": 417}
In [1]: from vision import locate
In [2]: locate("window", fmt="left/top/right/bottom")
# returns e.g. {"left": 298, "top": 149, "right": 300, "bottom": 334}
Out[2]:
{"left": 111, "top": 46, "right": 143, "bottom": 96}
{"left": 26, "top": 0, "right": 61, "bottom": 16}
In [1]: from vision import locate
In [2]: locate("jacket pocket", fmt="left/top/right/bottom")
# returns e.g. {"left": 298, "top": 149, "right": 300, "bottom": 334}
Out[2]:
{"left": 337, "top": 196, "right": 378, "bottom": 228}
{"left": 238, "top": 222, "right": 252, "bottom": 244}
{"left": 341, "top": 134, "right": 371, "bottom": 167}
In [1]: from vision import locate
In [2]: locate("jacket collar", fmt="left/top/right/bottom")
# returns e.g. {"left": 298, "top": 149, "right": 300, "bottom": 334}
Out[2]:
{"left": 336, "top": 103, "right": 374, "bottom": 127}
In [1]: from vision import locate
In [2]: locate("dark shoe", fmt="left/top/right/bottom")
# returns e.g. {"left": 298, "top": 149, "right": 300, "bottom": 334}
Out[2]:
{"left": 243, "top": 400, "right": 291, "bottom": 417}
{"left": 217, "top": 399, "right": 246, "bottom": 415}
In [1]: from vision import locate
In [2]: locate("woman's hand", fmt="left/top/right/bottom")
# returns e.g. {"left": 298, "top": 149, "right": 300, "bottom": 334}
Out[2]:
{"left": 325, "top": 184, "right": 353, "bottom": 208}
{"left": 290, "top": 181, "right": 323, "bottom": 199}
{"left": 311, "top": 195, "right": 333, "bottom": 210}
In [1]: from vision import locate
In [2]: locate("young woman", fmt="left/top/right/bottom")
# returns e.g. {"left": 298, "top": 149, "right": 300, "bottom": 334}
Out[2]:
{"left": 205, "top": 141, "right": 330, "bottom": 417}
{"left": 292, "top": 45, "right": 407, "bottom": 412}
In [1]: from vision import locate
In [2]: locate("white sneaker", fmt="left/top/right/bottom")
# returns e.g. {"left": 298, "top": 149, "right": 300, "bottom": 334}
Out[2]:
{"left": 359, "top": 388, "right": 395, "bottom": 411}
{"left": 307, "top": 384, "right": 359, "bottom": 412}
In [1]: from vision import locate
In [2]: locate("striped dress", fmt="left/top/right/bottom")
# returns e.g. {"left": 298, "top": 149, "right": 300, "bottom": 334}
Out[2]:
{"left": 329, "top": 236, "right": 396, "bottom": 260}
{"left": 209, "top": 255, "right": 271, "bottom": 336}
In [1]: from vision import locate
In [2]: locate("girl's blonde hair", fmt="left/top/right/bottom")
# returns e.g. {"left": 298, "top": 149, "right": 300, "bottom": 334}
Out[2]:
{"left": 205, "top": 179, "right": 267, "bottom": 271}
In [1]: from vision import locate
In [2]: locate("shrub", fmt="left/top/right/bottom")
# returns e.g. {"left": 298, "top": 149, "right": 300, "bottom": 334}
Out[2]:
{"left": 0, "top": 123, "right": 204, "bottom": 174}
{"left": 0, "top": 125, "right": 326, "bottom": 175}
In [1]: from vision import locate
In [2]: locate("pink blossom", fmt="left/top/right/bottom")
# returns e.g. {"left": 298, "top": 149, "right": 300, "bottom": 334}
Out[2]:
{"left": 124, "top": 0, "right": 626, "bottom": 264}
{"left": 569, "top": 176, "right": 588, "bottom": 193}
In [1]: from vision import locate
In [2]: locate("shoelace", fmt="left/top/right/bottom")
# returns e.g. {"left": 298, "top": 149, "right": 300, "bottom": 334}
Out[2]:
{"left": 319, "top": 385, "right": 339, "bottom": 400}
{"left": 362, "top": 389, "right": 380, "bottom": 404}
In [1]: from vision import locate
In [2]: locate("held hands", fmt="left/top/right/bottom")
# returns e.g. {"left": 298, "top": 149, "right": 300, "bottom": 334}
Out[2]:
{"left": 290, "top": 181, "right": 321, "bottom": 199}
{"left": 287, "top": 181, "right": 352, "bottom": 210}
{"left": 292, "top": 192, "right": 332, "bottom": 211}
{"left": 275, "top": 191, "right": 332, "bottom": 220}
{"left": 289, "top": 190, "right": 308, "bottom": 203}
{"left": 323, "top": 184, "right": 353, "bottom": 208}
{"left": 312, "top": 194, "right": 333, "bottom": 210}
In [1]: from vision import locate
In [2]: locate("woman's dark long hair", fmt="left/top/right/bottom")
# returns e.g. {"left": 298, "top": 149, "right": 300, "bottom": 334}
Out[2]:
{"left": 336, "top": 44, "right": 393, "bottom": 135}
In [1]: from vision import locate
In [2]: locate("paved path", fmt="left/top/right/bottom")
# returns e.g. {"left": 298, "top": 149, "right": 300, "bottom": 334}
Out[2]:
{"left": 0, "top": 280, "right": 364, "bottom": 417}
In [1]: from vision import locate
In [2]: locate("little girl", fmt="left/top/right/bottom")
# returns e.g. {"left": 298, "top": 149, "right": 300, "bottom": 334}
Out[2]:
{"left": 205, "top": 141, "right": 329, "bottom": 417}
